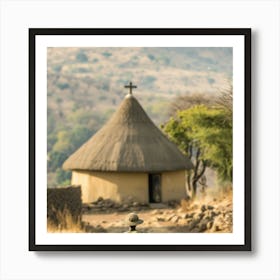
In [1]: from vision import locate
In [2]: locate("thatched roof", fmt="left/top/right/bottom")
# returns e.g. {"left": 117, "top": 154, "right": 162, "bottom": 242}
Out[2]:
{"left": 63, "top": 93, "right": 193, "bottom": 172}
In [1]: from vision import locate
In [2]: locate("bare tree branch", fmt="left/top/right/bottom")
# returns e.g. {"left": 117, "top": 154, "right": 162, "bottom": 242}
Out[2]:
{"left": 215, "top": 84, "right": 233, "bottom": 114}
{"left": 168, "top": 93, "right": 216, "bottom": 116}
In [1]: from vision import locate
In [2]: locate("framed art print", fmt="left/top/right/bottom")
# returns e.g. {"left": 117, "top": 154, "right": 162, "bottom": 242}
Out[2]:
{"left": 29, "top": 28, "right": 251, "bottom": 251}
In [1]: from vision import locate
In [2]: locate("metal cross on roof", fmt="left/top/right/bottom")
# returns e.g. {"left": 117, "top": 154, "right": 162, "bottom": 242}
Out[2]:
{"left": 124, "top": 82, "right": 137, "bottom": 95}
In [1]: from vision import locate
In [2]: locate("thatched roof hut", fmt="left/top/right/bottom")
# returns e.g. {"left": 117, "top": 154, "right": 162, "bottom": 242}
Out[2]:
{"left": 63, "top": 93, "right": 192, "bottom": 172}
{"left": 63, "top": 87, "right": 193, "bottom": 204}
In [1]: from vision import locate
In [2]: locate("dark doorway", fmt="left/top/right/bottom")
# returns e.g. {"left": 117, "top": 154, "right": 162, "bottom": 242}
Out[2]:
{"left": 148, "top": 174, "right": 162, "bottom": 203}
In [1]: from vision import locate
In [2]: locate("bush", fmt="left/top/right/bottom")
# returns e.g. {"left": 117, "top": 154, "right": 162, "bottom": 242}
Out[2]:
{"left": 76, "top": 51, "right": 88, "bottom": 63}
{"left": 57, "top": 83, "right": 69, "bottom": 90}
{"left": 147, "top": 54, "right": 155, "bottom": 61}
{"left": 53, "top": 65, "right": 62, "bottom": 73}
{"left": 208, "top": 78, "right": 215, "bottom": 85}
{"left": 143, "top": 75, "right": 156, "bottom": 85}
{"left": 74, "top": 67, "right": 90, "bottom": 73}
{"left": 102, "top": 52, "right": 112, "bottom": 58}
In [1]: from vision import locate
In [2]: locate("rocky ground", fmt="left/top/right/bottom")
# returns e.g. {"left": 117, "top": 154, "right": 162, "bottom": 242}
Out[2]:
{"left": 81, "top": 191, "right": 233, "bottom": 233}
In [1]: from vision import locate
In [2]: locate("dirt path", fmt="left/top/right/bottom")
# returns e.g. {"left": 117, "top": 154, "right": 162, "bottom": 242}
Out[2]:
{"left": 82, "top": 192, "right": 233, "bottom": 233}
{"left": 83, "top": 209, "right": 185, "bottom": 233}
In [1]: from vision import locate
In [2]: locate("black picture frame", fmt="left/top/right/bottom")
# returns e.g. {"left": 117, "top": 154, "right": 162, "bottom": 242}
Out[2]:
{"left": 29, "top": 28, "right": 251, "bottom": 251}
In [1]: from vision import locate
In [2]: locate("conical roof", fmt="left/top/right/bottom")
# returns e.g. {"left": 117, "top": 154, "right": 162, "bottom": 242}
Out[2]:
{"left": 63, "top": 93, "right": 193, "bottom": 172}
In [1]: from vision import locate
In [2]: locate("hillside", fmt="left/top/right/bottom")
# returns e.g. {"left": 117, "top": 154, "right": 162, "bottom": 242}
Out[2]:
{"left": 47, "top": 47, "right": 232, "bottom": 187}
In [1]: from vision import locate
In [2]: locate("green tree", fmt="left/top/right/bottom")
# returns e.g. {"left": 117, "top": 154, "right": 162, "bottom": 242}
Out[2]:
{"left": 162, "top": 105, "right": 232, "bottom": 197}
{"left": 48, "top": 126, "right": 93, "bottom": 174}
{"left": 52, "top": 130, "right": 72, "bottom": 153}
{"left": 48, "top": 150, "right": 70, "bottom": 172}
{"left": 55, "top": 168, "right": 71, "bottom": 186}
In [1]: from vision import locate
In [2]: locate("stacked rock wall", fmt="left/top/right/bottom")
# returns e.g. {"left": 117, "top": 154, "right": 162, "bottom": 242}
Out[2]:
{"left": 47, "top": 186, "right": 82, "bottom": 227}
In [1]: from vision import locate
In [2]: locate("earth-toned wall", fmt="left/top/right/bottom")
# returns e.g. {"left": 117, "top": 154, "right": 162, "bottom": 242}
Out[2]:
{"left": 71, "top": 171, "right": 148, "bottom": 203}
{"left": 71, "top": 170, "right": 187, "bottom": 203}
{"left": 161, "top": 170, "right": 187, "bottom": 202}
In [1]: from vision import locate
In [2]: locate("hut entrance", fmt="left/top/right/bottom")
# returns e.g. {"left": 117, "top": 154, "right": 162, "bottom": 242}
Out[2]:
{"left": 148, "top": 174, "right": 162, "bottom": 203}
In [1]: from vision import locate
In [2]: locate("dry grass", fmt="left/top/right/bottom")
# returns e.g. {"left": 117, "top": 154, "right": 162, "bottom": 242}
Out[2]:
{"left": 179, "top": 185, "right": 233, "bottom": 233}
{"left": 47, "top": 207, "right": 84, "bottom": 233}
{"left": 180, "top": 185, "right": 233, "bottom": 212}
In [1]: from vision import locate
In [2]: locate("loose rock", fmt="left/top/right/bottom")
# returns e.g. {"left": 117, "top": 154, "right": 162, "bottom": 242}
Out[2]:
{"left": 199, "top": 223, "right": 207, "bottom": 232}
{"left": 171, "top": 215, "right": 180, "bottom": 223}
{"left": 201, "top": 205, "right": 207, "bottom": 212}
{"left": 207, "top": 221, "right": 213, "bottom": 229}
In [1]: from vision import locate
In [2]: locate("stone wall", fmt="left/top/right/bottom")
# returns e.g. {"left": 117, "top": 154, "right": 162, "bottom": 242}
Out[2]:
{"left": 47, "top": 186, "right": 82, "bottom": 227}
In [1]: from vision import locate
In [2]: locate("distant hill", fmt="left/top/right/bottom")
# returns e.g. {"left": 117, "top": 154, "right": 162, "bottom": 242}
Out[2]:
{"left": 47, "top": 47, "right": 232, "bottom": 187}
{"left": 47, "top": 47, "right": 232, "bottom": 125}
